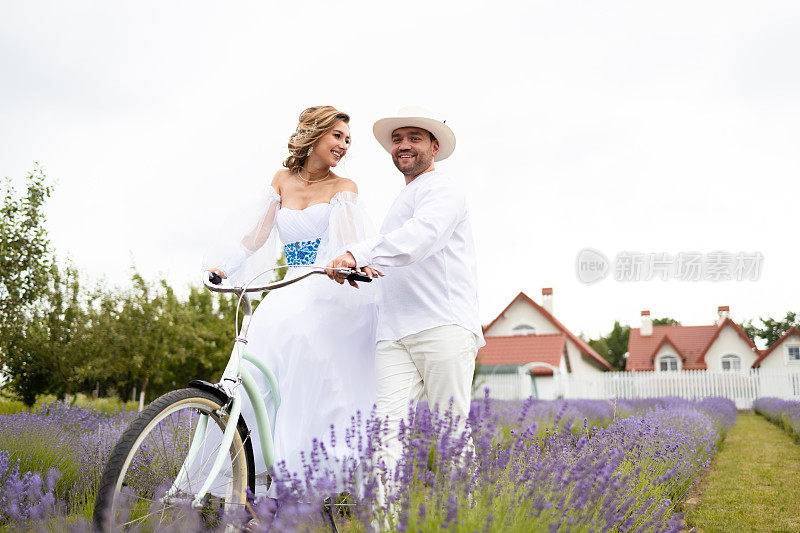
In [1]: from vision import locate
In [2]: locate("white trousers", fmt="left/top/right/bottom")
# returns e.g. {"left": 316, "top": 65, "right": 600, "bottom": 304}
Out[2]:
{"left": 374, "top": 324, "right": 478, "bottom": 480}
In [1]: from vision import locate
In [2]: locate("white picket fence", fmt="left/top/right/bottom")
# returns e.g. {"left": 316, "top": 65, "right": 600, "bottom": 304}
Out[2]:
{"left": 474, "top": 369, "right": 800, "bottom": 409}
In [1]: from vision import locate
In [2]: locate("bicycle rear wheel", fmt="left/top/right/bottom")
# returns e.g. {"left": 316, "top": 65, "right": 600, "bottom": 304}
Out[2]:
{"left": 93, "top": 387, "right": 255, "bottom": 531}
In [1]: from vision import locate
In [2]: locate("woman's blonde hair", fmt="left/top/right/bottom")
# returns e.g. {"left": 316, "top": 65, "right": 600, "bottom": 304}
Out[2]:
{"left": 283, "top": 106, "right": 350, "bottom": 173}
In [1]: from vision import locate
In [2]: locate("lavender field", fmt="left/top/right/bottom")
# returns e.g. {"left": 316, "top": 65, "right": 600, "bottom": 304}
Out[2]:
{"left": 0, "top": 395, "right": 737, "bottom": 532}
{"left": 754, "top": 397, "right": 800, "bottom": 443}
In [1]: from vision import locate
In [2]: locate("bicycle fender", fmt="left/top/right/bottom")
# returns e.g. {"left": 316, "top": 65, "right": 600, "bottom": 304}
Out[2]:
{"left": 188, "top": 379, "right": 233, "bottom": 404}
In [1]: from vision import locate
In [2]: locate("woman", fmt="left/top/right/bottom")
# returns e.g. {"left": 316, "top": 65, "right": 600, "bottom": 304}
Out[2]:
{"left": 205, "top": 106, "right": 380, "bottom": 496}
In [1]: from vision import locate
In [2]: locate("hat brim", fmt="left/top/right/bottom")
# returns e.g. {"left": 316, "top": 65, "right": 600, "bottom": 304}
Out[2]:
{"left": 373, "top": 116, "right": 456, "bottom": 162}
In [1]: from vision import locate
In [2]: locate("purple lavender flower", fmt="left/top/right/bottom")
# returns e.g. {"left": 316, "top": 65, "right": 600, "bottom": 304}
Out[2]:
{"left": 0, "top": 396, "right": 738, "bottom": 531}
{"left": 754, "top": 397, "right": 800, "bottom": 442}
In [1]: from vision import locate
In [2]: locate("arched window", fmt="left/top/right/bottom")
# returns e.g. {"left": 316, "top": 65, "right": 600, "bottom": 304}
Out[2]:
{"left": 721, "top": 354, "right": 741, "bottom": 372}
{"left": 658, "top": 354, "right": 679, "bottom": 372}
{"left": 512, "top": 324, "right": 536, "bottom": 335}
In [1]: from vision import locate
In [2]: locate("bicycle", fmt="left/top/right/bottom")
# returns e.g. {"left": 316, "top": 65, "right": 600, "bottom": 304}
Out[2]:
{"left": 92, "top": 266, "right": 372, "bottom": 531}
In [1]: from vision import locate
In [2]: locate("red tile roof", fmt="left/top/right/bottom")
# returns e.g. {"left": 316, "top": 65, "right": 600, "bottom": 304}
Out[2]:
{"left": 650, "top": 335, "right": 689, "bottom": 363}
{"left": 752, "top": 326, "right": 800, "bottom": 367}
{"left": 477, "top": 334, "right": 566, "bottom": 375}
{"left": 627, "top": 325, "right": 718, "bottom": 370}
{"left": 626, "top": 319, "right": 759, "bottom": 371}
{"left": 483, "top": 292, "right": 612, "bottom": 371}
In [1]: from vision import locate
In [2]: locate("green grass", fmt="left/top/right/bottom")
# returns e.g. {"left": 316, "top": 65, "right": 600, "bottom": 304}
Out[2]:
{"left": 686, "top": 413, "right": 800, "bottom": 532}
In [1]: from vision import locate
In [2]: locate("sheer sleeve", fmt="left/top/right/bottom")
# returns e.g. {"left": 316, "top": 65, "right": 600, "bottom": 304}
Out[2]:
{"left": 320, "top": 191, "right": 378, "bottom": 301}
{"left": 202, "top": 185, "right": 282, "bottom": 284}
{"left": 324, "top": 191, "right": 375, "bottom": 261}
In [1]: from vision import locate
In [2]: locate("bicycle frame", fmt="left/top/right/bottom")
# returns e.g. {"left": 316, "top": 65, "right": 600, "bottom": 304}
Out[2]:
{"left": 168, "top": 267, "right": 351, "bottom": 507}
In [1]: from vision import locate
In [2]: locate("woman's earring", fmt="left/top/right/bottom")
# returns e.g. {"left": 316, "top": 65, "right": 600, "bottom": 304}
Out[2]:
{"left": 307, "top": 146, "right": 314, "bottom": 156}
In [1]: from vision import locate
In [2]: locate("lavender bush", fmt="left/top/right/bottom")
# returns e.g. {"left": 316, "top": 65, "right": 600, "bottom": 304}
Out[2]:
{"left": 248, "top": 395, "right": 736, "bottom": 532}
{"left": 0, "top": 401, "right": 133, "bottom": 522}
{"left": 0, "top": 451, "right": 60, "bottom": 525}
{"left": 0, "top": 396, "right": 736, "bottom": 532}
{"left": 753, "top": 397, "right": 800, "bottom": 443}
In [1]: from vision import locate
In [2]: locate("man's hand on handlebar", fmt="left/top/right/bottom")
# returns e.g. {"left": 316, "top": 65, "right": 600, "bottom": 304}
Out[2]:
{"left": 208, "top": 268, "right": 227, "bottom": 285}
{"left": 326, "top": 252, "right": 383, "bottom": 288}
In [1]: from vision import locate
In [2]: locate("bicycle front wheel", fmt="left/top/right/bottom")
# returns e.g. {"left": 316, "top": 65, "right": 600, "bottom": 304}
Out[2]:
{"left": 93, "top": 387, "right": 255, "bottom": 531}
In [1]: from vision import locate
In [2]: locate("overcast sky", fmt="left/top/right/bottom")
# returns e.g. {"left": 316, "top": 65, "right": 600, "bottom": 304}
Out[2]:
{"left": 2, "top": 1, "right": 798, "bottom": 342}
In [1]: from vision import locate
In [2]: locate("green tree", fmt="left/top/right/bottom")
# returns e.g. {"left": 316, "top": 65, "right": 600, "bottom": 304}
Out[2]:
{"left": 158, "top": 287, "right": 239, "bottom": 392}
{"left": 115, "top": 272, "right": 171, "bottom": 403}
{"left": 0, "top": 167, "right": 57, "bottom": 404}
{"left": 653, "top": 317, "right": 681, "bottom": 326}
{"left": 743, "top": 312, "right": 800, "bottom": 348}
{"left": 0, "top": 167, "right": 248, "bottom": 405}
{"left": 587, "top": 321, "right": 630, "bottom": 370}
{"left": 14, "top": 263, "right": 93, "bottom": 403}
{"left": 0, "top": 166, "right": 53, "bottom": 315}
{"left": 77, "top": 271, "right": 167, "bottom": 403}
{"left": 84, "top": 271, "right": 241, "bottom": 403}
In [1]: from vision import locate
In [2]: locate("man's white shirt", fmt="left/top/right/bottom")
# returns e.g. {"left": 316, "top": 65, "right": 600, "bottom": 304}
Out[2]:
{"left": 348, "top": 170, "right": 485, "bottom": 347}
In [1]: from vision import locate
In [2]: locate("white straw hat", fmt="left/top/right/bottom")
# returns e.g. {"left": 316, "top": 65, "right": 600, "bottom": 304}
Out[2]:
{"left": 373, "top": 106, "right": 456, "bottom": 162}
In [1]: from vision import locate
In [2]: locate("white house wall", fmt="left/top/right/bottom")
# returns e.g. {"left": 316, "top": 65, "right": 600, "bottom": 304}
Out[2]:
{"left": 565, "top": 340, "right": 605, "bottom": 375}
{"left": 484, "top": 299, "right": 560, "bottom": 336}
{"left": 654, "top": 341, "right": 682, "bottom": 371}
{"left": 759, "top": 333, "right": 800, "bottom": 371}
{"left": 703, "top": 325, "right": 759, "bottom": 372}
{"left": 534, "top": 376, "right": 558, "bottom": 399}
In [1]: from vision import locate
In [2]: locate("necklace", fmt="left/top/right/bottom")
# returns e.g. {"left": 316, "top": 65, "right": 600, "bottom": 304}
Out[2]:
{"left": 296, "top": 167, "right": 331, "bottom": 183}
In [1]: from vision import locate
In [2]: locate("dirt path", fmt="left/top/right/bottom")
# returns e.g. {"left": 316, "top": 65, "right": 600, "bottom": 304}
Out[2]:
{"left": 686, "top": 413, "right": 800, "bottom": 532}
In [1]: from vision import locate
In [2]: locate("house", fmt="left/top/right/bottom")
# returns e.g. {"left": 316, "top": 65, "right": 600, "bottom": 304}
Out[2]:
{"left": 475, "top": 289, "right": 611, "bottom": 399}
{"left": 753, "top": 327, "right": 800, "bottom": 371}
{"left": 625, "top": 306, "right": 760, "bottom": 372}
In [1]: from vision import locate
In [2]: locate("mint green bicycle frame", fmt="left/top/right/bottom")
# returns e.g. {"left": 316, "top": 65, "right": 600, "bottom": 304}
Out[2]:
{"left": 168, "top": 268, "right": 346, "bottom": 507}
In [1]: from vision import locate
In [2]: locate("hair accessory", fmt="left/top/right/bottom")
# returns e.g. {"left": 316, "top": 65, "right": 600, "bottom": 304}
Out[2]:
{"left": 295, "top": 120, "right": 319, "bottom": 140}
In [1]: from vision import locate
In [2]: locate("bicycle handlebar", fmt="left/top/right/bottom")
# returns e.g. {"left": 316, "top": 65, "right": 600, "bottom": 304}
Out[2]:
{"left": 203, "top": 267, "right": 372, "bottom": 294}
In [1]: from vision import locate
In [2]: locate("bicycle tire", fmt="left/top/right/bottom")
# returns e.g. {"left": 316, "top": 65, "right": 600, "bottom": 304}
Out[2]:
{"left": 93, "top": 387, "right": 255, "bottom": 531}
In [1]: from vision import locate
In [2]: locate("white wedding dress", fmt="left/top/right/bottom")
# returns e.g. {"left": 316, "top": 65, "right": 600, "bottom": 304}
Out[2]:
{"left": 204, "top": 185, "right": 378, "bottom": 496}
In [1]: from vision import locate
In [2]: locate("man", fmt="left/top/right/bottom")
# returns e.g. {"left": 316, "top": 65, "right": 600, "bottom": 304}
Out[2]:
{"left": 326, "top": 106, "right": 485, "bottom": 482}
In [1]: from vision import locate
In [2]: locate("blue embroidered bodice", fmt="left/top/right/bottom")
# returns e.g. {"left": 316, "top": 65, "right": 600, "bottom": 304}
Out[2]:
{"left": 284, "top": 237, "right": 322, "bottom": 266}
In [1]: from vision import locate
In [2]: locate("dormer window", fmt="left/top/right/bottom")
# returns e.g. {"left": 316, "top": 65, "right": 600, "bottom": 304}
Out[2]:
{"left": 512, "top": 324, "right": 536, "bottom": 336}
{"left": 658, "top": 354, "right": 679, "bottom": 372}
{"left": 721, "top": 354, "right": 741, "bottom": 372}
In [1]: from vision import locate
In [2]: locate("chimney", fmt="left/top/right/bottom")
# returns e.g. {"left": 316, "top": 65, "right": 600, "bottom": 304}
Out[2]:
{"left": 717, "top": 305, "right": 730, "bottom": 325}
{"left": 542, "top": 288, "right": 554, "bottom": 314}
{"left": 641, "top": 310, "right": 652, "bottom": 336}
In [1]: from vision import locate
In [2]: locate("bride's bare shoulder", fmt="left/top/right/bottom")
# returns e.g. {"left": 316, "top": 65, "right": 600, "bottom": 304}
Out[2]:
{"left": 333, "top": 176, "right": 358, "bottom": 194}
{"left": 271, "top": 169, "right": 292, "bottom": 195}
